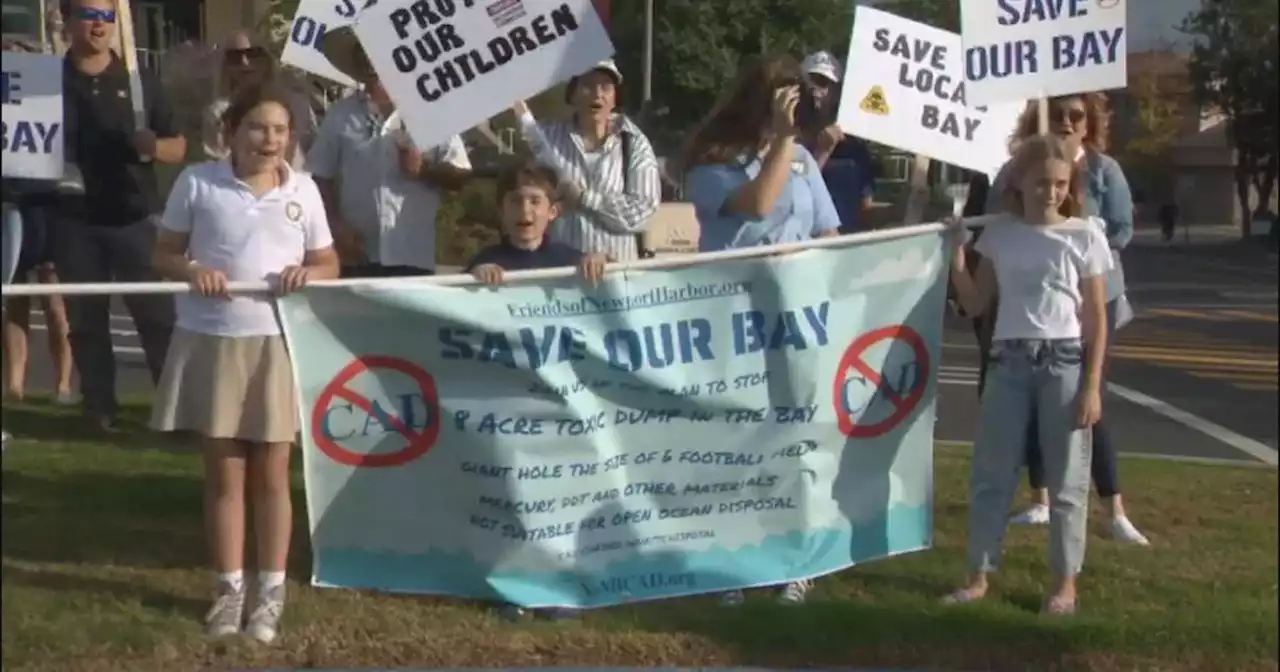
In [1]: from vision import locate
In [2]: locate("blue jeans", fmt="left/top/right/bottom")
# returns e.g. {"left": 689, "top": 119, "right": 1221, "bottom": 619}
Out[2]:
{"left": 967, "top": 338, "right": 1093, "bottom": 578}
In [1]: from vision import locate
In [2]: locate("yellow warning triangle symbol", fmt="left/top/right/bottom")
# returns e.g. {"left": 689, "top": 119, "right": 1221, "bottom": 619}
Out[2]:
{"left": 860, "top": 86, "right": 890, "bottom": 116}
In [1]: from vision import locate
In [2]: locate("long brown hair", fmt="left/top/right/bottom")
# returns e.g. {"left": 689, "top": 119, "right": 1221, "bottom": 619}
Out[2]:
{"left": 680, "top": 55, "right": 803, "bottom": 172}
{"left": 1000, "top": 134, "right": 1086, "bottom": 218}
{"left": 1009, "top": 92, "right": 1111, "bottom": 155}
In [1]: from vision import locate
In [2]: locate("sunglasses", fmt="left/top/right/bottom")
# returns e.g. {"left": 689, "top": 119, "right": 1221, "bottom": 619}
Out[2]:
{"left": 224, "top": 46, "right": 269, "bottom": 63}
{"left": 75, "top": 7, "right": 116, "bottom": 23}
{"left": 1051, "top": 106, "right": 1087, "bottom": 124}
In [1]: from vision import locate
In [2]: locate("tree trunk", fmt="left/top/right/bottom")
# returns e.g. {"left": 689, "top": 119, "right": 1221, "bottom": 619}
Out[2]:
{"left": 1251, "top": 153, "right": 1278, "bottom": 221}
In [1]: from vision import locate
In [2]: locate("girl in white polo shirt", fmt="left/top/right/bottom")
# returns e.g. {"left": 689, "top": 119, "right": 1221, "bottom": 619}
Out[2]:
{"left": 151, "top": 83, "right": 340, "bottom": 643}
{"left": 945, "top": 134, "right": 1111, "bottom": 617}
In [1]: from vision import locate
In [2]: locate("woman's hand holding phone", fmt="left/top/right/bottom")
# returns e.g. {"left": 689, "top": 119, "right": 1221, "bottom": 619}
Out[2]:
{"left": 771, "top": 85, "right": 800, "bottom": 137}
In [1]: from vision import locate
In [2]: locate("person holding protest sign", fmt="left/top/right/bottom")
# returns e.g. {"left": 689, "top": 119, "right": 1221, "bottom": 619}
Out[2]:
{"left": 946, "top": 134, "right": 1111, "bottom": 616}
{"left": 55, "top": 0, "right": 184, "bottom": 431}
{"left": 509, "top": 60, "right": 661, "bottom": 262}
{"left": 798, "top": 51, "right": 876, "bottom": 234}
{"left": 1, "top": 40, "right": 76, "bottom": 407}
{"left": 203, "top": 30, "right": 317, "bottom": 169}
{"left": 308, "top": 27, "right": 472, "bottom": 278}
{"left": 979, "top": 93, "right": 1148, "bottom": 546}
{"left": 150, "top": 83, "right": 340, "bottom": 643}
{"left": 682, "top": 55, "right": 841, "bottom": 255}
{"left": 680, "top": 55, "right": 839, "bottom": 606}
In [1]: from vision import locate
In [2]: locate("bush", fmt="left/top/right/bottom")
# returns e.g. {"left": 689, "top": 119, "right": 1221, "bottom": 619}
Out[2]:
{"left": 436, "top": 178, "right": 501, "bottom": 268}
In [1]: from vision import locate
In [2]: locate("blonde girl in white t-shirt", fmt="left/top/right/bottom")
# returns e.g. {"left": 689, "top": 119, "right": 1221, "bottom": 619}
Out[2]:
{"left": 945, "top": 134, "right": 1111, "bottom": 616}
{"left": 151, "top": 84, "right": 340, "bottom": 643}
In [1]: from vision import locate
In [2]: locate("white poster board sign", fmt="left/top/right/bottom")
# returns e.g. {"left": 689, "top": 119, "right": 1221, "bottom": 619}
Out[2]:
{"left": 1, "top": 52, "right": 65, "bottom": 181}
{"left": 354, "top": 0, "right": 613, "bottom": 152}
{"left": 281, "top": 0, "right": 367, "bottom": 86}
{"left": 837, "top": 7, "right": 1021, "bottom": 178}
{"left": 960, "top": 0, "right": 1127, "bottom": 106}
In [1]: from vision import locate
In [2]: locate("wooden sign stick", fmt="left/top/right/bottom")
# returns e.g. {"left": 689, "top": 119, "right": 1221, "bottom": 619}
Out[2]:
{"left": 902, "top": 154, "right": 933, "bottom": 226}
{"left": 115, "top": 0, "right": 151, "bottom": 160}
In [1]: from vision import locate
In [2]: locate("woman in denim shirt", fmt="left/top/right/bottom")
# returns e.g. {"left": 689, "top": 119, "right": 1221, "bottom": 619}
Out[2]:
{"left": 680, "top": 55, "right": 839, "bottom": 605}
{"left": 979, "top": 93, "right": 1148, "bottom": 545}
{"left": 682, "top": 55, "right": 842, "bottom": 254}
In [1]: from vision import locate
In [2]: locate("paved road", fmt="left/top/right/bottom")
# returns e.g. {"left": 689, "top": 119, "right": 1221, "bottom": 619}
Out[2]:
{"left": 10, "top": 237, "right": 1278, "bottom": 466}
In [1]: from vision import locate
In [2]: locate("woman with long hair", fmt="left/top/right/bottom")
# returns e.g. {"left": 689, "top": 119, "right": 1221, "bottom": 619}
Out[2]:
{"left": 979, "top": 92, "right": 1148, "bottom": 545}
{"left": 682, "top": 54, "right": 841, "bottom": 253}
{"left": 680, "top": 55, "right": 840, "bottom": 605}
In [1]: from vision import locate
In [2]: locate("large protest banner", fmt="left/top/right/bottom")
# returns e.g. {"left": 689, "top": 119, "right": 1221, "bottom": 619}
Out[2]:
{"left": 281, "top": 0, "right": 363, "bottom": 86}
{"left": 1, "top": 52, "right": 64, "bottom": 181}
{"left": 838, "top": 7, "right": 1021, "bottom": 178}
{"left": 960, "top": 0, "right": 1127, "bottom": 105}
{"left": 279, "top": 232, "right": 947, "bottom": 608}
{"left": 352, "top": 0, "right": 613, "bottom": 152}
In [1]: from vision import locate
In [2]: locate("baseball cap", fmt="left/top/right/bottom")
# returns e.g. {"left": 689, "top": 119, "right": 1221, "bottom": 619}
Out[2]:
{"left": 585, "top": 59, "right": 623, "bottom": 84}
{"left": 802, "top": 51, "right": 842, "bottom": 84}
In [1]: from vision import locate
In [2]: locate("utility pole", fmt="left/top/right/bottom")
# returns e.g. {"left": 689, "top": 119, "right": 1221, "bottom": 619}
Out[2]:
{"left": 642, "top": 0, "right": 653, "bottom": 105}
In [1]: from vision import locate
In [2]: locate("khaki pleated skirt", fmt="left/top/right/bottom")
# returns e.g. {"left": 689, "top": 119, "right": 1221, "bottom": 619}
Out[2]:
{"left": 150, "top": 328, "right": 300, "bottom": 443}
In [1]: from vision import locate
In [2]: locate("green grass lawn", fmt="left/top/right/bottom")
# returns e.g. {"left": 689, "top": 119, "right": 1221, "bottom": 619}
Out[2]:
{"left": 2, "top": 398, "right": 1277, "bottom": 672}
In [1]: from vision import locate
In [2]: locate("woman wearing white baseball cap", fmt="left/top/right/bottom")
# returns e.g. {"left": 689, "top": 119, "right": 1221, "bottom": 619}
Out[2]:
{"left": 510, "top": 60, "right": 662, "bottom": 262}
{"left": 799, "top": 51, "right": 877, "bottom": 234}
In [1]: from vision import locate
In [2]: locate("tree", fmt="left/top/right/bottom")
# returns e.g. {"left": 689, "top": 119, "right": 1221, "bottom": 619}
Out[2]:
{"left": 1115, "top": 52, "right": 1191, "bottom": 202}
{"left": 606, "top": 0, "right": 856, "bottom": 144}
{"left": 882, "top": 0, "right": 960, "bottom": 31}
{"left": 1182, "top": 0, "right": 1280, "bottom": 235}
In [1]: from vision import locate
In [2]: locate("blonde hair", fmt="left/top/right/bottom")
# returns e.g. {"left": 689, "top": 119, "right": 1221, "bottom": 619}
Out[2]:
{"left": 1001, "top": 135, "right": 1086, "bottom": 218}
{"left": 1009, "top": 92, "right": 1111, "bottom": 155}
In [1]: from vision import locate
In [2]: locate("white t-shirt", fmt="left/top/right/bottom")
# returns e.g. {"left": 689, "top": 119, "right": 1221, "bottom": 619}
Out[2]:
{"left": 161, "top": 160, "right": 334, "bottom": 337}
{"left": 975, "top": 216, "right": 1113, "bottom": 341}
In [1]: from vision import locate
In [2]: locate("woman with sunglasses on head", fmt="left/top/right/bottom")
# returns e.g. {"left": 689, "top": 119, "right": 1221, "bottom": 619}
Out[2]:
{"left": 680, "top": 55, "right": 841, "bottom": 606}
{"left": 975, "top": 93, "right": 1148, "bottom": 546}
{"left": 203, "top": 30, "right": 317, "bottom": 169}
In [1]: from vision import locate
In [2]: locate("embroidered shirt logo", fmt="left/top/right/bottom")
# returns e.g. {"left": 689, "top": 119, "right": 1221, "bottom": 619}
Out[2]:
{"left": 285, "top": 201, "right": 303, "bottom": 222}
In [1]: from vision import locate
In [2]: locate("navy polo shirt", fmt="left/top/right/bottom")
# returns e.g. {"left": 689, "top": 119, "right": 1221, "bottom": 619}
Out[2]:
{"left": 465, "top": 239, "right": 582, "bottom": 272}
{"left": 61, "top": 54, "right": 178, "bottom": 226}
{"left": 819, "top": 136, "right": 876, "bottom": 234}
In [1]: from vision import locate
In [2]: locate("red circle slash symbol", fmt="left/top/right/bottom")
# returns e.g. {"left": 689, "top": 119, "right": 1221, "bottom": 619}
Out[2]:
{"left": 831, "top": 325, "right": 931, "bottom": 439}
{"left": 311, "top": 355, "right": 441, "bottom": 467}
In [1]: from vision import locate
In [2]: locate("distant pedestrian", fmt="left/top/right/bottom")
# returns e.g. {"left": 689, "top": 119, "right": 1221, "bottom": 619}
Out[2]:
{"left": 55, "top": 0, "right": 184, "bottom": 431}
{"left": 150, "top": 84, "right": 340, "bottom": 643}
{"left": 1159, "top": 202, "right": 1178, "bottom": 243}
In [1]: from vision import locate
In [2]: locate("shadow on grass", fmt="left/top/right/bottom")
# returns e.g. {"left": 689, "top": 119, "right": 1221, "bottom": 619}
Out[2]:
{"left": 1, "top": 562, "right": 208, "bottom": 623}
{"left": 2, "top": 398, "right": 164, "bottom": 448}
{"left": 620, "top": 596, "right": 1103, "bottom": 671}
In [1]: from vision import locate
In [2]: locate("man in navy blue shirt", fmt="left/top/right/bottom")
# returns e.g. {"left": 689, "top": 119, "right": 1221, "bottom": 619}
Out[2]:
{"left": 467, "top": 162, "right": 606, "bottom": 284}
{"left": 800, "top": 51, "right": 876, "bottom": 234}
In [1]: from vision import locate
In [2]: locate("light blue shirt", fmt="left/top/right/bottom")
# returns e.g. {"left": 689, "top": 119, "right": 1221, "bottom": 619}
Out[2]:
{"left": 686, "top": 144, "right": 841, "bottom": 251}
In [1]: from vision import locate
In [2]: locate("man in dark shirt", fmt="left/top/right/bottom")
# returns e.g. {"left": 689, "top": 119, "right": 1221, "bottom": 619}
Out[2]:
{"left": 800, "top": 51, "right": 876, "bottom": 234}
{"left": 55, "top": 0, "right": 186, "bottom": 430}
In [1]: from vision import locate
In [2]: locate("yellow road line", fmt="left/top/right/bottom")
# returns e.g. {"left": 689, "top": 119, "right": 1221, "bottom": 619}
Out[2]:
{"left": 1217, "top": 310, "right": 1279, "bottom": 324}
{"left": 1110, "top": 349, "right": 1278, "bottom": 368}
{"left": 1191, "top": 370, "right": 1280, "bottom": 384}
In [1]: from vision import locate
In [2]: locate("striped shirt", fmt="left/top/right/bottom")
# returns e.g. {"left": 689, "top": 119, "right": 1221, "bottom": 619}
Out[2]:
{"left": 516, "top": 111, "right": 661, "bottom": 261}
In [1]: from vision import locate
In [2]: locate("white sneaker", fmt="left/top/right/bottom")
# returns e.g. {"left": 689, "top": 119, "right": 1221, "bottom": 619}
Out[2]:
{"left": 719, "top": 590, "right": 745, "bottom": 607}
{"left": 1111, "top": 516, "right": 1150, "bottom": 546}
{"left": 1010, "top": 504, "right": 1050, "bottom": 525}
{"left": 777, "top": 580, "right": 812, "bottom": 605}
{"left": 1, "top": 429, "right": 11, "bottom": 446}
{"left": 54, "top": 391, "right": 76, "bottom": 406}
{"left": 245, "top": 585, "right": 286, "bottom": 644}
{"left": 204, "top": 580, "right": 246, "bottom": 637}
